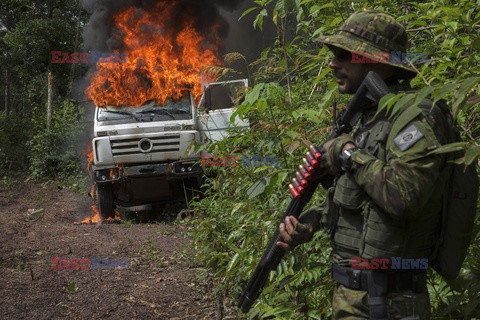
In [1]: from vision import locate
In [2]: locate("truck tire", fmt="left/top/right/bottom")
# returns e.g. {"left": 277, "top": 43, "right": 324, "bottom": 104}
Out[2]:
{"left": 96, "top": 183, "right": 115, "bottom": 219}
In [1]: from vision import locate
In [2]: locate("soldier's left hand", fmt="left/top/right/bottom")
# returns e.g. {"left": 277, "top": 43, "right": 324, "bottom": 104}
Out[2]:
{"left": 322, "top": 133, "right": 355, "bottom": 174}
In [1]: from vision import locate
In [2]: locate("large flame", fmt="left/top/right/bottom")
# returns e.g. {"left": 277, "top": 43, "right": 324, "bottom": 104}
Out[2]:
{"left": 86, "top": 1, "right": 221, "bottom": 107}
{"left": 80, "top": 145, "right": 121, "bottom": 224}
{"left": 81, "top": 205, "right": 120, "bottom": 224}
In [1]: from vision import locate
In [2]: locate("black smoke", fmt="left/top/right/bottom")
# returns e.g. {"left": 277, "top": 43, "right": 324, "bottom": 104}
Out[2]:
{"left": 80, "top": 0, "right": 246, "bottom": 53}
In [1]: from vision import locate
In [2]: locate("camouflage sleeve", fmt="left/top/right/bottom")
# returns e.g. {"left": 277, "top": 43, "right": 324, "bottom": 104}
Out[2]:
{"left": 349, "top": 104, "right": 449, "bottom": 220}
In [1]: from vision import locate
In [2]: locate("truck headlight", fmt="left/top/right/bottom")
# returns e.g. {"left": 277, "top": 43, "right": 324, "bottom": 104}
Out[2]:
{"left": 93, "top": 137, "right": 114, "bottom": 166}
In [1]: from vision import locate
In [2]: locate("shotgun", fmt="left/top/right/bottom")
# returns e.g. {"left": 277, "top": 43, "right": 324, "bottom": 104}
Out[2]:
{"left": 238, "top": 71, "right": 390, "bottom": 313}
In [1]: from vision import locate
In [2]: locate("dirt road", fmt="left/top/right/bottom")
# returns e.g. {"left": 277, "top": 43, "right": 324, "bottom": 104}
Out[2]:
{"left": 0, "top": 182, "right": 221, "bottom": 319}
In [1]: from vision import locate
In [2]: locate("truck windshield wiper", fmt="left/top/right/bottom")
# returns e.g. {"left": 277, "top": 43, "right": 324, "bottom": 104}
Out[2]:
{"left": 174, "top": 109, "right": 191, "bottom": 114}
{"left": 102, "top": 110, "right": 140, "bottom": 121}
{"left": 138, "top": 108, "right": 177, "bottom": 120}
{"left": 104, "top": 110, "right": 135, "bottom": 116}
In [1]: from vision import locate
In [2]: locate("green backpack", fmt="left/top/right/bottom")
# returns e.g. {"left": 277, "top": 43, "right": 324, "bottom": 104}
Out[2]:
{"left": 430, "top": 101, "right": 479, "bottom": 279}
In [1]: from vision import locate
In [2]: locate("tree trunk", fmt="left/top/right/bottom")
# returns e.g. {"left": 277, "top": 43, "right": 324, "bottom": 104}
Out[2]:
{"left": 47, "top": 70, "right": 53, "bottom": 129}
{"left": 68, "top": 0, "right": 82, "bottom": 96}
{"left": 4, "top": 69, "right": 10, "bottom": 114}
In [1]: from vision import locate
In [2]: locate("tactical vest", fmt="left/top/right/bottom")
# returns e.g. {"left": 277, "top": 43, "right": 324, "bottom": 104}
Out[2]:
{"left": 323, "top": 101, "right": 449, "bottom": 260}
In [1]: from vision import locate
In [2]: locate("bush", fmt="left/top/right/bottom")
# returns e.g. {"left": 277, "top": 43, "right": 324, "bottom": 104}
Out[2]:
{"left": 0, "top": 112, "right": 31, "bottom": 174}
{"left": 189, "top": 0, "right": 480, "bottom": 319}
{"left": 28, "top": 99, "right": 86, "bottom": 181}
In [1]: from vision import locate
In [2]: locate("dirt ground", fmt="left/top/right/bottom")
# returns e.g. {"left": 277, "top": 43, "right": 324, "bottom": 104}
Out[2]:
{"left": 0, "top": 182, "right": 229, "bottom": 320}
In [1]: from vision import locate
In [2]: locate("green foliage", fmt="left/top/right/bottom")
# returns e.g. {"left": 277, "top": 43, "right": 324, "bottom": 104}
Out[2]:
{"left": 28, "top": 99, "right": 86, "bottom": 181}
{"left": 0, "top": 112, "right": 31, "bottom": 174}
{"left": 4, "top": 17, "right": 71, "bottom": 71}
{"left": 0, "top": 0, "right": 90, "bottom": 184}
{"left": 190, "top": 0, "right": 480, "bottom": 319}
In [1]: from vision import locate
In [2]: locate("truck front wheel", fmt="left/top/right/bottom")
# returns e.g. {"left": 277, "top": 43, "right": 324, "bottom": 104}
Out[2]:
{"left": 96, "top": 183, "right": 115, "bottom": 219}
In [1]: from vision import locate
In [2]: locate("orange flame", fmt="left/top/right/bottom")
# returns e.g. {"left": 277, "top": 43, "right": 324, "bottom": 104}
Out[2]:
{"left": 84, "top": 144, "right": 94, "bottom": 179}
{"left": 86, "top": 1, "right": 221, "bottom": 107}
{"left": 81, "top": 144, "right": 121, "bottom": 224}
{"left": 81, "top": 205, "right": 120, "bottom": 224}
{"left": 82, "top": 205, "right": 102, "bottom": 224}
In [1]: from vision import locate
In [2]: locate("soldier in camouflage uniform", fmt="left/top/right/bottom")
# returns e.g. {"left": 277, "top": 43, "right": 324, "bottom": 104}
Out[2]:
{"left": 276, "top": 10, "right": 453, "bottom": 320}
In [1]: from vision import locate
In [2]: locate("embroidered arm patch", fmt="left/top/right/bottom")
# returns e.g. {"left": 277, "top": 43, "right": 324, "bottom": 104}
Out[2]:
{"left": 394, "top": 124, "right": 424, "bottom": 151}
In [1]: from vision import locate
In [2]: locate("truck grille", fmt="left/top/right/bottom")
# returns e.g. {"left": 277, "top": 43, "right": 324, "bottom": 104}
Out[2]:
{"left": 110, "top": 134, "right": 181, "bottom": 157}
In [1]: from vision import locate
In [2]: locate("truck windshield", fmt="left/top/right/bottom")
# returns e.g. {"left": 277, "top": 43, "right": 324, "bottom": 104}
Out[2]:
{"left": 97, "top": 95, "right": 192, "bottom": 122}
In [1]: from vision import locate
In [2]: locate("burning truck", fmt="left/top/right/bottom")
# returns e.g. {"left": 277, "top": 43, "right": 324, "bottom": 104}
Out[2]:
{"left": 83, "top": 1, "right": 249, "bottom": 219}
{"left": 91, "top": 80, "right": 248, "bottom": 218}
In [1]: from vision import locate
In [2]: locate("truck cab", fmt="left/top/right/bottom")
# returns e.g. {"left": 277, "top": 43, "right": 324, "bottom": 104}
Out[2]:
{"left": 91, "top": 79, "right": 248, "bottom": 218}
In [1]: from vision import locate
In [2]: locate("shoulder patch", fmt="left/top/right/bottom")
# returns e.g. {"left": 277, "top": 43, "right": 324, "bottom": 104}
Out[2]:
{"left": 394, "top": 124, "right": 424, "bottom": 151}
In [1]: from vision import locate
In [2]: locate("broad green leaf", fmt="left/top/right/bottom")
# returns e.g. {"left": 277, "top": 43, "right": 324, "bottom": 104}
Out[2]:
{"left": 256, "top": 98, "right": 268, "bottom": 113}
{"left": 427, "top": 142, "right": 467, "bottom": 155}
{"left": 452, "top": 77, "right": 480, "bottom": 116}
{"left": 262, "top": 278, "right": 278, "bottom": 295}
{"left": 432, "top": 82, "right": 457, "bottom": 103}
{"left": 272, "top": 7, "right": 278, "bottom": 26}
{"left": 330, "top": 16, "right": 343, "bottom": 26}
{"left": 311, "top": 27, "right": 323, "bottom": 38}
{"left": 274, "top": 0, "right": 287, "bottom": 18}
{"left": 239, "top": 7, "right": 258, "bottom": 20}
{"left": 309, "top": 5, "right": 321, "bottom": 15}
{"left": 319, "top": 86, "right": 338, "bottom": 110}
{"left": 245, "top": 83, "right": 265, "bottom": 105}
{"left": 464, "top": 145, "right": 480, "bottom": 165}
{"left": 376, "top": 93, "right": 400, "bottom": 118}
{"left": 285, "top": 130, "right": 298, "bottom": 140}
{"left": 231, "top": 202, "right": 245, "bottom": 215}
{"left": 253, "top": 9, "right": 268, "bottom": 30}
{"left": 414, "top": 86, "right": 436, "bottom": 107}
{"left": 265, "top": 170, "right": 288, "bottom": 194}
{"left": 231, "top": 103, "right": 251, "bottom": 121}
{"left": 388, "top": 93, "right": 415, "bottom": 118}
{"left": 278, "top": 274, "right": 293, "bottom": 288}
{"left": 308, "top": 310, "right": 324, "bottom": 319}
{"left": 246, "top": 176, "right": 270, "bottom": 199}
{"left": 292, "top": 108, "right": 322, "bottom": 124}
{"left": 226, "top": 253, "right": 240, "bottom": 273}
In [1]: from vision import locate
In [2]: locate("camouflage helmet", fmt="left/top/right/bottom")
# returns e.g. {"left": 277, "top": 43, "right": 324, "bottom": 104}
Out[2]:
{"left": 318, "top": 10, "right": 418, "bottom": 79}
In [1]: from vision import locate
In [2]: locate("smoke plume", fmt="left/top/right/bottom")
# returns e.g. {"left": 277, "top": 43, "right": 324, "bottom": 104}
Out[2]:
{"left": 80, "top": 0, "right": 245, "bottom": 53}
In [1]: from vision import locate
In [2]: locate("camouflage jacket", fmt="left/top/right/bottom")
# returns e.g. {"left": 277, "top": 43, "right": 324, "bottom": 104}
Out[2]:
{"left": 325, "top": 82, "right": 452, "bottom": 260}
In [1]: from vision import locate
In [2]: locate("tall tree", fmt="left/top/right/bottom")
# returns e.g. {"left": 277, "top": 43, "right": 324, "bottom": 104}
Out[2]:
{"left": 1, "top": 0, "right": 88, "bottom": 125}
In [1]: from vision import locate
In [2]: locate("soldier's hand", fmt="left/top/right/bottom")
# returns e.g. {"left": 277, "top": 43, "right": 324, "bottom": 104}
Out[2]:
{"left": 322, "top": 133, "right": 355, "bottom": 175}
{"left": 276, "top": 216, "right": 314, "bottom": 251}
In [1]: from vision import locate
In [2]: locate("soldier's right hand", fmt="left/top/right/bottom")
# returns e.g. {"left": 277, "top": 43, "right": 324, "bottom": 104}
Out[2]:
{"left": 276, "top": 216, "right": 314, "bottom": 251}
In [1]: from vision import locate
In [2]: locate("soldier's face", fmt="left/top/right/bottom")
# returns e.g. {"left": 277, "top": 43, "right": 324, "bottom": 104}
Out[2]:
{"left": 328, "top": 47, "right": 369, "bottom": 94}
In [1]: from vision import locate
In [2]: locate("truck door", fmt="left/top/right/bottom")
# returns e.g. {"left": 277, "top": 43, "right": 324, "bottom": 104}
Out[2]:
{"left": 197, "top": 79, "right": 249, "bottom": 142}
